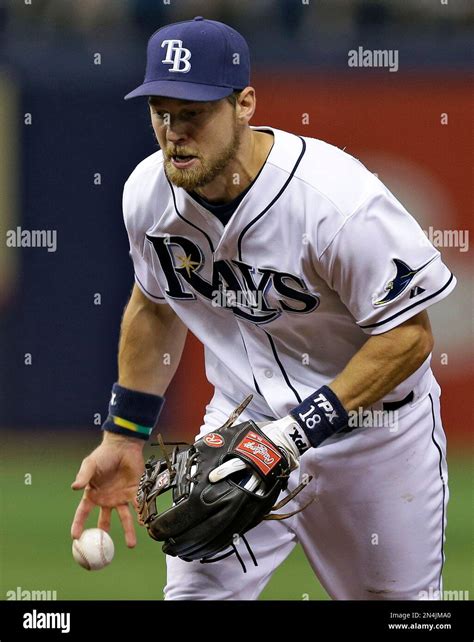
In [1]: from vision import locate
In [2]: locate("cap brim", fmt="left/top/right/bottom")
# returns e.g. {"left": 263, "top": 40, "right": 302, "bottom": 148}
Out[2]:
{"left": 124, "top": 80, "right": 234, "bottom": 102}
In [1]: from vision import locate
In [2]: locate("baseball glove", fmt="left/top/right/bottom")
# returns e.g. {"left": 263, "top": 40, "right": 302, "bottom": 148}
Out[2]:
{"left": 136, "top": 395, "right": 311, "bottom": 571}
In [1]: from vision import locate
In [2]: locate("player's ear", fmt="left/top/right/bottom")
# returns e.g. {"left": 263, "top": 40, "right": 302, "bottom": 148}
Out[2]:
{"left": 235, "top": 87, "right": 256, "bottom": 124}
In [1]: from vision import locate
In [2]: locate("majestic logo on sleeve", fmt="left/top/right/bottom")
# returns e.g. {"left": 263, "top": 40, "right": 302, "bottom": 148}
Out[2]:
{"left": 146, "top": 234, "right": 319, "bottom": 324}
{"left": 374, "top": 257, "right": 435, "bottom": 306}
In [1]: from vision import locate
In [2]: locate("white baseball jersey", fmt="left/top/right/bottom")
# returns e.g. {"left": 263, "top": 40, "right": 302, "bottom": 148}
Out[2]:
{"left": 123, "top": 126, "right": 456, "bottom": 417}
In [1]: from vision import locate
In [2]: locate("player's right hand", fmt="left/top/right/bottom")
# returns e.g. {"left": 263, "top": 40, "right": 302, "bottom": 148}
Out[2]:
{"left": 70, "top": 432, "right": 145, "bottom": 548}
{"left": 208, "top": 417, "right": 303, "bottom": 484}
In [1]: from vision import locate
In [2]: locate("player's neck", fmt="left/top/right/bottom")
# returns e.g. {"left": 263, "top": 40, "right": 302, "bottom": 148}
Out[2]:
{"left": 194, "top": 129, "right": 274, "bottom": 204}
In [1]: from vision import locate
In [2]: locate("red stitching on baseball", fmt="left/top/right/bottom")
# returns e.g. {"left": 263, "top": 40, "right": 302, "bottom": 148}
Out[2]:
{"left": 73, "top": 540, "right": 91, "bottom": 570}
{"left": 99, "top": 530, "right": 108, "bottom": 566}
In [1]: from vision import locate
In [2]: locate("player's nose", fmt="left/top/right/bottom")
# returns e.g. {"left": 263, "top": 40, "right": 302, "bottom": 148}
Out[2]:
{"left": 166, "top": 123, "right": 189, "bottom": 146}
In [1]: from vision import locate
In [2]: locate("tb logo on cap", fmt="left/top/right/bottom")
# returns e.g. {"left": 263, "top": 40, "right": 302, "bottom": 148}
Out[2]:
{"left": 161, "top": 40, "right": 192, "bottom": 73}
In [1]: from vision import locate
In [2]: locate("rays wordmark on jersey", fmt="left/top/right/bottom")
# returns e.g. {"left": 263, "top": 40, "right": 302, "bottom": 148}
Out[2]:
{"left": 146, "top": 234, "right": 320, "bottom": 324}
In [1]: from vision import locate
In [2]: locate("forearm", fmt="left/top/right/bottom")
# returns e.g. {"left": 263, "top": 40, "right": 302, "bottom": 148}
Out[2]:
{"left": 117, "top": 285, "right": 187, "bottom": 396}
{"left": 329, "top": 312, "right": 434, "bottom": 411}
{"left": 273, "top": 313, "right": 435, "bottom": 457}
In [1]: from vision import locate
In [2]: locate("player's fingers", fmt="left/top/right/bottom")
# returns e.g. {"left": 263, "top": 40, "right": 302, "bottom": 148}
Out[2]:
{"left": 117, "top": 504, "right": 137, "bottom": 548}
{"left": 71, "top": 457, "right": 96, "bottom": 490}
{"left": 208, "top": 458, "right": 247, "bottom": 483}
{"left": 98, "top": 507, "right": 112, "bottom": 532}
{"left": 132, "top": 496, "right": 140, "bottom": 513}
{"left": 71, "top": 496, "right": 95, "bottom": 540}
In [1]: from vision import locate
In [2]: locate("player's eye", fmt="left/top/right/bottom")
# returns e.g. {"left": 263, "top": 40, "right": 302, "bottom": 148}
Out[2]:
{"left": 181, "top": 110, "right": 201, "bottom": 120}
{"left": 152, "top": 111, "right": 170, "bottom": 123}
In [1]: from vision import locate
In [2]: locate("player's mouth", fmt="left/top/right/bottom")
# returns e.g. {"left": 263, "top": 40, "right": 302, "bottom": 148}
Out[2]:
{"left": 170, "top": 154, "right": 199, "bottom": 169}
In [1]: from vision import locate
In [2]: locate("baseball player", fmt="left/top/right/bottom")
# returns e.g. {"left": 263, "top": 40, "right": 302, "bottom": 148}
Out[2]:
{"left": 71, "top": 17, "right": 456, "bottom": 600}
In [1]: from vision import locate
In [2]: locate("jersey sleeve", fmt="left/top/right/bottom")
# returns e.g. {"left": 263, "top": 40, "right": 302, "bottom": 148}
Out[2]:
{"left": 122, "top": 177, "right": 166, "bottom": 303}
{"left": 317, "top": 186, "right": 456, "bottom": 335}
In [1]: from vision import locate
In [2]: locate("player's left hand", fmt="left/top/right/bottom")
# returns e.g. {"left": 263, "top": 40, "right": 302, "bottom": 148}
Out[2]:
{"left": 208, "top": 415, "right": 303, "bottom": 483}
{"left": 70, "top": 432, "right": 145, "bottom": 547}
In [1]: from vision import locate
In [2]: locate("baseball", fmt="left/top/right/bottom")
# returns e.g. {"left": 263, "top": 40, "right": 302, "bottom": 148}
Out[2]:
{"left": 72, "top": 528, "right": 114, "bottom": 571}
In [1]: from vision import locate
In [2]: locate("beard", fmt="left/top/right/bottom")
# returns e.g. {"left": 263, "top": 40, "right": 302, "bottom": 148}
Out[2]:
{"left": 163, "top": 121, "right": 242, "bottom": 191}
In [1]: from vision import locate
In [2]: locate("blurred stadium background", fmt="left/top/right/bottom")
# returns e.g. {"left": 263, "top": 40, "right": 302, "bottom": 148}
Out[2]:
{"left": 0, "top": 0, "right": 472, "bottom": 601}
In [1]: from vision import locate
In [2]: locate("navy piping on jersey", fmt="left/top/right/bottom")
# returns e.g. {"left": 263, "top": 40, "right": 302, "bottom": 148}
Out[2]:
{"left": 264, "top": 330, "right": 302, "bottom": 404}
{"left": 135, "top": 272, "right": 165, "bottom": 301}
{"left": 237, "top": 136, "right": 307, "bottom": 262}
{"left": 360, "top": 273, "right": 454, "bottom": 329}
{"left": 166, "top": 176, "right": 215, "bottom": 253}
{"left": 236, "top": 326, "right": 265, "bottom": 398}
{"left": 429, "top": 393, "right": 446, "bottom": 592}
{"left": 253, "top": 375, "right": 263, "bottom": 397}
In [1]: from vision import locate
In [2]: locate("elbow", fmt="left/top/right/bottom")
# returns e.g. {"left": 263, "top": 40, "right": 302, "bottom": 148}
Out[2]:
{"left": 423, "top": 329, "right": 434, "bottom": 358}
{"left": 411, "top": 310, "right": 434, "bottom": 366}
{"left": 411, "top": 325, "right": 434, "bottom": 368}
{"left": 388, "top": 321, "right": 434, "bottom": 371}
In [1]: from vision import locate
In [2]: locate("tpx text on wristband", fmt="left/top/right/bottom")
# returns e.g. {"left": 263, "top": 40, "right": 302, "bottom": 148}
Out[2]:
{"left": 102, "top": 383, "right": 165, "bottom": 441}
{"left": 289, "top": 385, "right": 349, "bottom": 448}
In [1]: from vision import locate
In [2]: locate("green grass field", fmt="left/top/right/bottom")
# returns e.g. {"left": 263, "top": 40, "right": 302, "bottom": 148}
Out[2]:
{"left": 1, "top": 431, "right": 472, "bottom": 601}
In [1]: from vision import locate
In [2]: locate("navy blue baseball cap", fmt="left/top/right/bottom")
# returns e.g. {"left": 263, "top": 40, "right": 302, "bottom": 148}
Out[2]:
{"left": 124, "top": 16, "right": 250, "bottom": 102}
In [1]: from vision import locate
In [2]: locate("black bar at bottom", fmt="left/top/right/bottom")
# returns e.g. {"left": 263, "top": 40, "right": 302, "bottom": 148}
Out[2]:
{"left": 0, "top": 599, "right": 471, "bottom": 642}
